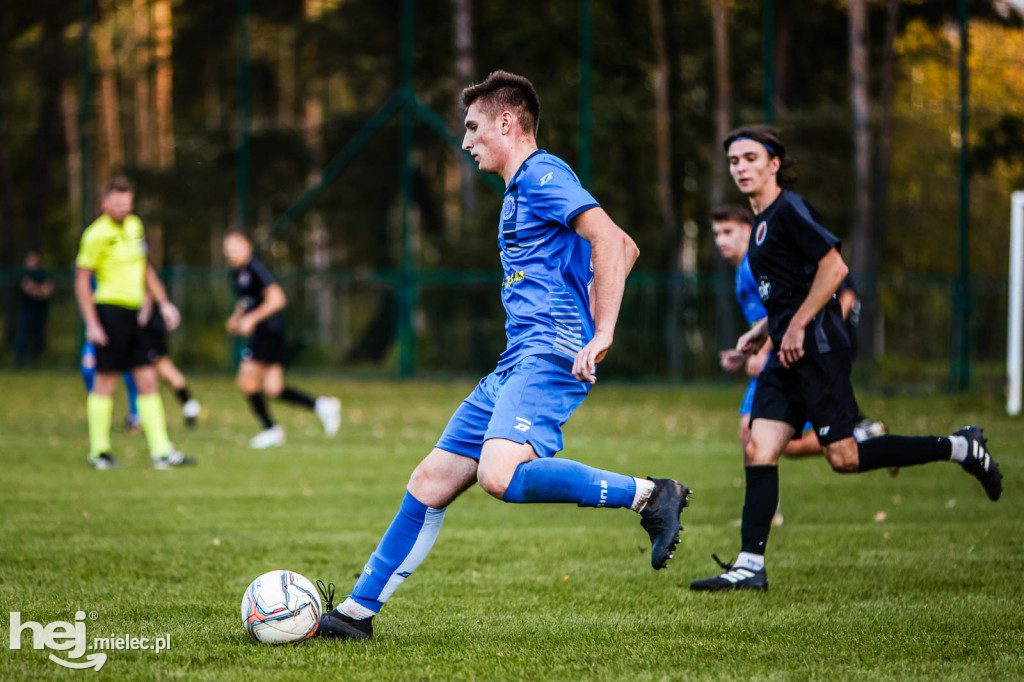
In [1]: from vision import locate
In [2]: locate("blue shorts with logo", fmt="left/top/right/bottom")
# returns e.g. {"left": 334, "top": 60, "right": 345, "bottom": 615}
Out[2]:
{"left": 436, "top": 355, "right": 590, "bottom": 459}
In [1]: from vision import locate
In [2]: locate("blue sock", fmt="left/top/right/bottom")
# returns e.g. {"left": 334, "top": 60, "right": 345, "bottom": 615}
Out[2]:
{"left": 350, "top": 491, "right": 446, "bottom": 613}
{"left": 124, "top": 372, "right": 139, "bottom": 419}
{"left": 502, "top": 458, "right": 636, "bottom": 509}
{"left": 80, "top": 344, "right": 96, "bottom": 392}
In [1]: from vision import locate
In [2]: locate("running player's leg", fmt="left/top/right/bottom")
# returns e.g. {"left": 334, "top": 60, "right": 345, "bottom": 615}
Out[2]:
{"left": 809, "top": 350, "right": 1001, "bottom": 500}
{"left": 123, "top": 371, "right": 141, "bottom": 431}
{"left": 321, "top": 447, "right": 478, "bottom": 640}
{"left": 478, "top": 356, "right": 690, "bottom": 569}
{"left": 321, "top": 375, "right": 495, "bottom": 641}
{"left": 239, "top": 359, "right": 281, "bottom": 448}
{"left": 155, "top": 356, "right": 192, "bottom": 402}
{"left": 264, "top": 362, "right": 341, "bottom": 437}
{"left": 250, "top": 326, "right": 340, "bottom": 436}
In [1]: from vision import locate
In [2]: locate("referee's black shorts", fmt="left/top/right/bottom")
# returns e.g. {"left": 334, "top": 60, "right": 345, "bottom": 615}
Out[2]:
{"left": 750, "top": 348, "right": 860, "bottom": 446}
{"left": 241, "top": 324, "right": 286, "bottom": 365}
{"left": 94, "top": 304, "right": 149, "bottom": 372}
{"left": 141, "top": 308, "right": 169, "bottom": 364}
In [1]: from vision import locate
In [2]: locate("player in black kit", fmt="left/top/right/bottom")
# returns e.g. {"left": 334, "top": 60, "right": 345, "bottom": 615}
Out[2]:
{"left": 223, "top": 232, "right": 341, "bottom": 449}
{"left": 690, "top": 125, "right": 1002, "bottom": 592}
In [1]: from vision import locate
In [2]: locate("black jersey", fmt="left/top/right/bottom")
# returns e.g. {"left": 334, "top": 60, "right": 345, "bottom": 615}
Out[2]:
{"left": 747, "top": 189, "right": 849, "bottom": 355}
{"left": 230, "top": 256, "right": 284, "bottom": 333}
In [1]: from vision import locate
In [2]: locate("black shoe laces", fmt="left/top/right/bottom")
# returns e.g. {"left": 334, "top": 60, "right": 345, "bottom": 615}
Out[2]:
{"left": 316, "top": 580, "right": 336, "bottom": 612}
{"left": 712, "top": 553, "right": 734, "bottom": 571}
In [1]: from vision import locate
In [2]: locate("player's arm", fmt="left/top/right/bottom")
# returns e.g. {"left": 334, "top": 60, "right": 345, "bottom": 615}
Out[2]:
{"left": 75, "top": 267, "right": 107, "bottom": 346}
{"left": 570, "top": 207, "right": 639, "bottom": 384}
{"left": 236, "top": 283, "right": 287, "bottom": 336}
{"left": 746, "top": 336, "right": 772, "bottom": 377}
{"left": 838, "top": 287, "right": 856, "bottom": 321}
{"left": 779, "top": 247, "right": 848, "bottom": 368}
{"left": 145, "top": 264, "right": 181, "bottom": 330}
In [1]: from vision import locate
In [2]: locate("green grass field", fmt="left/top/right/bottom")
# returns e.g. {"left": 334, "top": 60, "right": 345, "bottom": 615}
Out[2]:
{"left": 1, "top": 371, "right": 1021, "bottom": 680}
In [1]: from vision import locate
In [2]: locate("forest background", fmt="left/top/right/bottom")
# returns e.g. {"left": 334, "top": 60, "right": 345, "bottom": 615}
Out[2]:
{"left": 1, "top": 0, "right": 1023, "bottom": 386}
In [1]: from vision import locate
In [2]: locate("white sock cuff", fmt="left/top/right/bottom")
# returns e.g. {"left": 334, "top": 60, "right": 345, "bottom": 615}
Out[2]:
{"left": 631, "top": 478, "right": 656, "bottom": 512}
{"left": 735, "top": 552, "right": 765, "bottom": 571}
{"left": 948, "top": 434, "right": 968, "bottom": 463}
{"left": 338, "top": 597, "right": 377, "bottom": 620}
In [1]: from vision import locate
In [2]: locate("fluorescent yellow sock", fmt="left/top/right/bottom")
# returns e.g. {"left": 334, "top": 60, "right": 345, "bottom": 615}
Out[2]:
{"left": 86, "top": 393, "right": 114, "bottom": 458}
{"left": 136, "top": 393, "right": 173, "bottom": 459}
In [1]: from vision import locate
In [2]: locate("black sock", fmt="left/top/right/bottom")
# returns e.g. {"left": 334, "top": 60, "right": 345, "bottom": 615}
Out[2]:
{"left": 278, "top": 386, "right": 316, "bottom": 409}
{"left": 857, "top": 435, "right": 950, "bottom": 472}
{"left": 247, "top": 392, "right": 275, "bottom": 429}
{"left": 740, "top": 465, "right": 779, "bottom": 555}
{"left": 175, "top": 387, "right": 191, "bottom": 405}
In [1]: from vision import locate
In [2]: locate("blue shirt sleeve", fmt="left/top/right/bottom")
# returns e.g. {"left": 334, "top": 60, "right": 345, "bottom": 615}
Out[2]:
{"left": 523, "top": 160, "right": 599, "bottom": 229}
{"left": 736, "top": 255, "right": 766, "bottom": 325}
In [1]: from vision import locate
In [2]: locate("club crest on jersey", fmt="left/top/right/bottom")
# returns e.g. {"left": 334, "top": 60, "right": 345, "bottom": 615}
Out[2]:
{"left": 502, "top": 196, "right": 517, "bottom": 220}
{"left": 238, "top": 271, "right": 251, "bottom": 288}
{"left": 755, "top": 221, "right": 768, "bottom": 245}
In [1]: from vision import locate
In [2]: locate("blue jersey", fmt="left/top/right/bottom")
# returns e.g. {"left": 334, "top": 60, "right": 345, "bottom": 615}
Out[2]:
{"left": 496, "top": 150, "right": 600, "bottom": 371}
{"left": 735, "top": 254, "right": 767, "bottom": 326}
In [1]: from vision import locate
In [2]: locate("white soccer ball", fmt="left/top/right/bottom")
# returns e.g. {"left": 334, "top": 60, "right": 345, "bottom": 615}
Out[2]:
{"left": 241, "top": 570, "right": 322, "bottom": 644}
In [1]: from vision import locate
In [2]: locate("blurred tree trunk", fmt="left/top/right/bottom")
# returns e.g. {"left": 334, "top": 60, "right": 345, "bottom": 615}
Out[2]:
{"left": 25, "top": 15, "right": 64, "bottom": 253}
{"left": 649, "top": 0, "right": 684, "bottom": 379}
{"left": 0, "top": 137, "right": 17, "bottom": 270}
{"left": 62, "top": 80, "right": 82, "bottom": 213}
{"left": 648, "top": 0, "right": 676, "bottom": 245}
{"left": 153, "top": 0, "right": 173, "bottom": 169}
{"left": 303, "top": 0, "right": 332, "bottom": 346}
{"left": 95, "top": 0, "right": 124, "bottom": 178}
{"left": 133, "top": 0, "right": 155, "bottom": 166}
{"left": 149, "top": 0, "right": 173, "bottom": 267}
{"left": 709, "top": 0, "right": 731, "bottom": 207}
{"left": 453, "top": 0, "right": 476, "bottom": 222}
{"left": 277, "top": 26, "right": 296, "bottom": 129}
{"left": 710, "top": 0, "right": 738, "bottom": 361}
{"left": 847, "top": 0, "right": 870, "bottom": 281}
{"left": 774, "top": 0, "right": 790, "bottom": 114}
{"left": 860, "top": 0, "right": 900, "bottom": 359}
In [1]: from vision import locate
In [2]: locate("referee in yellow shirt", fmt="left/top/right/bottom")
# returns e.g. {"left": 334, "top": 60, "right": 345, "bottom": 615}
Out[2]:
{"left": 74, "top": 177, "right": 196, "bottom": 469}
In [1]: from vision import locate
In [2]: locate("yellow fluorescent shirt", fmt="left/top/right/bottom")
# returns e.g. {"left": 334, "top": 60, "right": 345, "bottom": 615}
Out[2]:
{"left": 75, "top": 213, "right": 148, "bottom": 309}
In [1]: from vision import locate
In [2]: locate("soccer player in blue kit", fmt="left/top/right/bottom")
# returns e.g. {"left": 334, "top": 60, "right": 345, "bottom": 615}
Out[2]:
{"left": 690, "top": 126, "right": 1003, "bottom": 592}
{"left": 318, "top": 71, "right": 692, "bottom": 640}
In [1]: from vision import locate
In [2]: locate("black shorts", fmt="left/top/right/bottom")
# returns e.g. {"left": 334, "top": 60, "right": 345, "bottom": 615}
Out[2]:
{"left": 94, "top": 304, "right": 149, "bottom": 372}
{"left": 141, "top": 309, "right": 168, "bottom": 363}
{"left": 241, "top": 325, "right": 286, "bottom": 365}
{"left": 751, "top": 349, "right": 859, "bottom": 446}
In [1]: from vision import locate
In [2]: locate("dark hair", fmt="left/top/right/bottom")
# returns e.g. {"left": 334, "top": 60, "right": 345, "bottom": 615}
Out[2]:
{"left": 101, "top": 176, "right": 134, "bottom": 197}
{"left": 723, "top": 125, "right": 797, "bottom": 186}
{"left": 710, "top": 204, "right": 754, "bottom": 226}
{"left": 460, "top": 70, "right": 540, "bottom": 137}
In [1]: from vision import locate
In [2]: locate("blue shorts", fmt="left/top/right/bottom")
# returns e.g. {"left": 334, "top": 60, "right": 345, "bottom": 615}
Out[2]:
{"left": 739, "top": 377, "right": 757, "bottom": 415}
{"left": 436, "top": 355, "right": 590, "bottom": 459}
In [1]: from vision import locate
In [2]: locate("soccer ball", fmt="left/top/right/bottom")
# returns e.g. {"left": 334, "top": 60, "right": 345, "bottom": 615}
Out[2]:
{"left": 241, "top": 570, "right": 322, "bottom": 644}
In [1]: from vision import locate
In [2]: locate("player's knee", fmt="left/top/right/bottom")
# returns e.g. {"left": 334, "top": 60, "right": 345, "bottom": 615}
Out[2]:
{"left": 475, "top": 463, "right": 508, "bottom": 500}
{"left": 743, "top": 438, "right": 771, "bottom": 466}
{"left": 825, "top": 447, "right": 859, "bottom": 473}
{"left": 264, "top": 384, "right": 282, "bottom": 398}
